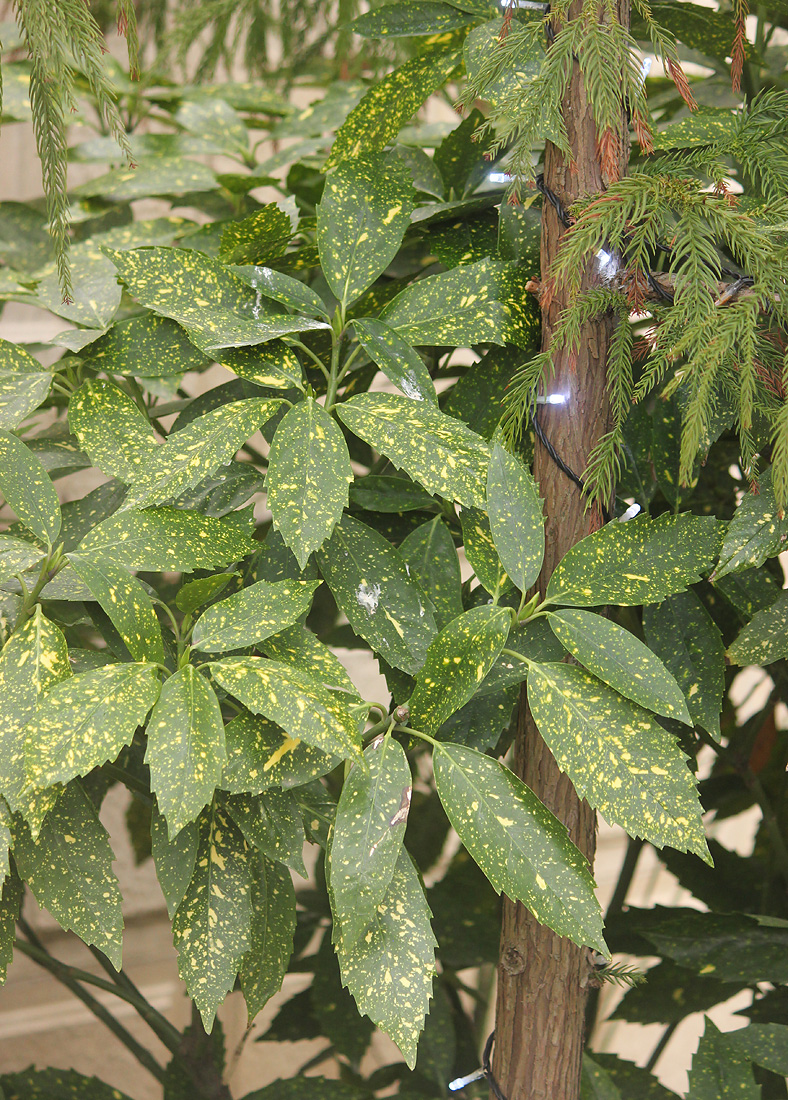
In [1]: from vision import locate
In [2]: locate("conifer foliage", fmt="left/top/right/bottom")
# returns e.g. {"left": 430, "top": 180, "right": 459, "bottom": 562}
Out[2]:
{"left": 0, "top": 1, "right": 787, "bottom": 1098}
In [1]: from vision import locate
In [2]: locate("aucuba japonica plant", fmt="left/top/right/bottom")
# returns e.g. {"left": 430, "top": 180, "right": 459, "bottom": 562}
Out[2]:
{"left": 1, "top": 0, "right": 788, "bottom": 1098}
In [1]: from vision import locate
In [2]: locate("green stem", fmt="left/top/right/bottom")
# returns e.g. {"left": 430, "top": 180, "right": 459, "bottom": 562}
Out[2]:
{"left": 15, "top": 934, "right": 166, "bottom": 1083}
{"left": 86, "top": 945, "right": 186, "bottom": 1055}
{"left": 13, "top": 547, "right": 66, "bottom": 630}
{"left": 103, "top": 762, "right": 153, "bottom": 801}
{"left": 289, "top": 339, "right": 331, "bottom": 382}
{"left": 396, "top": 725, "right": 439, "bottom": 748}
{"left": 325, "top": 320, "right": 343, "bottom": 410}
{"left": 645, "top": 1020, "right": 679, "bottom": 1072}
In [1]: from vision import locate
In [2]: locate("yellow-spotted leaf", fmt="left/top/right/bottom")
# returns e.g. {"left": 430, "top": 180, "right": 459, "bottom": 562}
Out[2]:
{"left": 69, "top": 554, "right": 165, "bottom": 663}
{"left": 547, "top": 609, "right": 692, "bottom": 725}
{"left": 0, "top": 799, "right": 10, "bottom": 884}
{"left": 121, "top": 398, "right": 283, "bottom": 511}
{"left": 172, "top": 798, "right": 254, "bottom": 1029}
{"left": 0, "top": 608, "right": 70, "bottom": 830}
{"left": 219, "top": 342, "right": 305, "bottom": 391}
{"left": 333, "top": 847, "right": 436, "bottom": 1068}
{"left": 219, "top": 205, "right": 292, "bottom": 265}
{"left": 643, "top": 590, "right": 725, "bottom": 739}
{"left": 212, "top": 657, "right": 363, "bottom": 762}
{"left": 221, "top": 710, "right": 340, "bottom": 794}
{"left": 0, "top": 872, "right": 23, "bottom": 985}
{"left": 262, "top": 625, "right": 361, "bottom": 699}
{"left": 433, "top": 742, "right": 606, "bottom": 950}
{"left": 230, "top": 265, "right": 330, "bottom": 322}
{"left": 337, "top": 393, "right": 490, "bottom": 508}
{"left": 0, "top": 534, "right": 45, "bottom": 584}
{"left": 460, "top": 506, "right": 513, "bottom": 598}
{"left": 25, "top": 663, "right": 161, "bottom": 789}
{"left": 68, "top": 379, "right": 160, "bottom": 484}
{"left": 192, "top": 578, "right": 320, "bottom": 653}
{"left": 487, "top": 441, "right": 544, "bottom": 592}
{"left": 104, "top": 247, "right": 330, "bottom": 350}
{"left": 267, "top": 398, "right": 353, "bottom": 569}
{"left": 330, "top": 737, "right": 412, "bottom": 948}
{"left": 0, "top": 339, "right": 51, "bottom": 428}
{"left": 240, "top": 853, "right": 296, "bottom": 1021}
{"left": 327, "top": 34, "right": 464, "bottom": 168}
{"left": 546, "top": 513, "right": 723, "bottom": 608}
{"left": 77, "top": 506, "right": 255, "bottom": 572}
{"left": 399, "top": 517, "right": 463, "bottom": 629}
{"left": 354, "top": 0, "right": 473, "bottom": 36}
{"left": 711, "top": 468, "right": 788, "bottom": 581}
{"left": 317, "top": 513, "right": 436, "bottom": 675}
{"left": 224, "top": 789, "right": 306, "bottom": 877}
{"left": 79, "top": 312, "right": 211, "bottom": 380}
{"left": 728, "top": 590, "right": 788, "bottom": 667}
{"left": 13, "top": 780, "right": 124, "bottom": 968}
{"left": 146, "top": 666, "right": 226, "bottom": 838}
{"left": 379, "top": 259, "right": 540, "bottom": 351}
{"left": 408, "top": 605, "right": 511, "bottom": 733}
{"left": 150, "top": 806, "right": 199, "bottom": 919}
{"left": 527, "top": 662, "right": 709, "bottom": 858}
{"left": 317, "top": 154, "right": 413, "bottom": 308}
{"left": 351, "top": 318, "right": 437, "bottom": 404}
{"left": 0, "top": 430, "right": 61, "bottom": 545}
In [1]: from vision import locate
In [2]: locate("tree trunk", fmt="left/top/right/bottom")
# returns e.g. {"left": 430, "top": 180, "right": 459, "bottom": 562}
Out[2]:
{"left": 492, "top": 5, "right": 630, "bottom": 1097}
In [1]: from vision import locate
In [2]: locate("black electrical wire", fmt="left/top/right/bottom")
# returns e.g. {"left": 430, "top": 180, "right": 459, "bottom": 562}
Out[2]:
{"left": 482, "top": 1031, "right": 509, "bottom": 1100}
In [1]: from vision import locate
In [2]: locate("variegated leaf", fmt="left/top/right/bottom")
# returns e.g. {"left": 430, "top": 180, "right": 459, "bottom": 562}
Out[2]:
{"left": 267, "top": 398, "right": 353, "bottom": 569}
{"left": 25, "top": 663, "right": 161, "bottom": 789}
{"left": 262, "top": 624, "right": 360, "bottom": 698}
{"left": 68, "top": 379, "right": 159, "bottom": 483}
{"left": 0, "top": 871, "right": 23, "bottom": 985}
{"left": 0, "top": 534, "right": 45, "bottom": 584}
{"left": 399, "top": 517, "right": 463, "bottom": 629}
{"left": 333, "top": 847, "right": 436, "bottom": 1068}
{"left": 712, "top": 468, "right": 788, "bottom": 581}
{"left": 547, "top": 609, "right": 692, "bottom": 725}
{"left": 527, "top": 662, "right": 709, "bottom": 857}
{"left": 546, "top": 513, "right": 723, "bottom": 607}
{"left": 219, "top": 342, "right": 305, "bottom": 391}
{"left": 193, "top": 578, "right": 320, "bottom": 653}
{"left": 80, "top": 312, "right": 210, "bottom": 380}
{"left": 317, "top": 154, "right": 413, "bottom": 307}
{"left": 0, "top": 430, "right": 61, "bottom": 545}
{"left": 212, "top": 657, "right": 363, "bottom": 762}
{"left": 486, "top": 441, "right": 544, "bottom": 592}
{"left": 69, "top": 554, "right": 165, "bottom": 663}
{"left": 222, "top": 710, "right": 340, "bottom": 794}
{"left": 728, "top": 589, "right": 788, "bottom": 666}
{"left": 317, "top": 513, "right": 436, "bottom": 675}
{"left": 337, "top": 393, "right": 490, "bottom": 508}
{"left": 150, "top": 805, "right": 199, "bottom": 920}
{"left": 330, "top": 737, "right": 412, "bottom": 947}
{"left": 351, "top": 318, "right": 437, "bottom": 404}
{"left": 224, "top": 789, "right": 306, "bottom": 877}
{"left": 240, "top": 853, "right": 296, "bottom": 1021}
{"left": 0, "top": 339, "right": 51, "bottom": 428}
{"left": 146, "top": 667, "right": 226, "bottom": 837}
{"left": 433, "top": 742, "right": 606, "bottom": 950}
{"left": 460, "top": 506, "right": 512, "bottom": 597}
{"left": 408, "top": 605, "right": 511, "bottom": 733}
{"left": 172, "top": 799, "right": 254, "bottom": 1029}
{"left": 14, "top": 780, "right": 124, "bottom": 968}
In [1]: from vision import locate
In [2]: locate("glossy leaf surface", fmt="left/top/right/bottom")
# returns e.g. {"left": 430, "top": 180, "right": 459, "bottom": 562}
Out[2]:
{"left": 0, "top": 430, "right": 61, "bottom": 545}
{"left": 193, "top": 578, "right": 319, "bottom": 653}
{"left": 486, "top": 441, "right": 544, "bottom": 592}
{"left": 222, "top": 710, "right": 340, "bottom": 794}
{"left": 68, "top": 379, "right": 159, "bottom": 483}
{"left": 69, "top": 554, "right": 165, "bottom": 663}
{"left": 351, "top": 318, "right": 437, "bottom": 404}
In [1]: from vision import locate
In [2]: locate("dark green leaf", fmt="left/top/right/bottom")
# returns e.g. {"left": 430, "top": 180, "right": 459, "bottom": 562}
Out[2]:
{"left": 262, "top": 624, "right": 360, "bottom": 697}
{"left": 433, "top": 742, "right": 606, "bottom": 951}
{"left": 727, "top": 589, "right": 788, "bottom": 665}
{"left": 443, "top": 347, "right": 523, "bottom": 440}
{"left": 686, "top": 1019, "right": 759, "bottom": 1100}
{"left": 0, "top": 534, "right": 45, "bottom": 583}
{"left": 350, "top": 474, "right": 435, "bottom": 513}
{"left": 527, "top": 662, "right": 708, "bottom": 857}
{"left": 635, "top": 1, "right": 757, "bottom": 64}
{"left": 68, "top": 379, "right": 159, "bottom": 483}
{"left": 330, "top": 737, "right": 411, "bottom": 947}
{"left": 147, "top": 666, "right": 226, "bottom": 837}
{"left": 0, "top": 1068, "right": 135, "bottom": 1100}
{"left": 267, "top": 398, "right": 353, "bottom": 569}
{"left": 611, "top": 958, "right": 744, "bottom": 1025}
{"left": 487, "top": 441, "right": 544, "bottom": 592}
{"left": 428, "top": 849, "right": 500, "bottom": 967}
{"left": 105, "top": 247, "right": 329, "bottom": 350}
{"left": 653, "top": 108, "right": 738, "bottom": 151}
{"left": 35, "top": 246, "right": 121, "bottom": 328}
{"left": 219, "top": 206, "right": 292, "bottom": 266}
{"left": 379, "top": 258, "right": 540, "bottom": 350}
{"left": 151, "top": 806, "right": 199, "bottom": 920}
{"left": 80, "top": 313, "right": 211, "bottom": 379}
{"left": 409, "top": 605, "right": 511, "bottom": 733}
{"left": 172, "top": 798, "right": 254, "bottom": 1029}
{"left": 25, "top": 663, "right": 161, "bottom": 789}
{"left": 77, "top": 506, "right": 255, "bottom": 571}
{"left": 353, "top": 1, "right": 473, "bottom": 36}
{"left": 640, "top": 909, "right": 788, "bottom": 981}
{"left": 225, "top": 789, "right": 307, "bottom": 877}
{"left": 712, "top": 469, "right": 788, "bottom": 581}
{"left": 591, "top": 1055, "right": 678, "bottom": 1100}
{"left": 715, "top": 566, "right": 780, "bottom": 619}
{"left": 317, "top": 154, "right": 413, "bottom": 308}
{"left": 317, "top": 513, "right": 436, "bottom": 674}
{"left": 327, "top": 34, "right": 464, "bottom": 168}
{"left": 351, "top": 318, "right": 437, "bottom": 404}
{"left": 222, "top": 710, "right": 340, "bottom": 794}
{"left": 399, "top": 517, "right": 463, "bottom": 628}
{"left": 0, "top": 340, "right": 51, "bottom": 428}
{"left": 338, "top": 393, "right": 490, "bottom": 508}
{"left": 241, "top": 1080, "right": 372, "bottom": 1100}
{"left": 498, "top": 198, "right": 541, "bottom": 268}
{"left": 546, "top": 514, "right": 723, "bottom": 607}
{"left": 229, "top": 265, "right": 329, "bottom": 321}
{"left": 0, "top": 430, "right": 61, "bottom": 545}
{"left": 311, "top": 931, "right": 375, "bottom": 1063}
{"left": 581, "top": 1055, "right": 622, "bottom": 1100}
{"left": 176, "top": 572, "right": 239, "bottom": 614}
{"left": 212, "top": 657, "right": 363, "bottom": 762}
{"left": 77, "top": 158, "right": 219, "bottom": 202}
{"left": 643, "top": 589, "right": 725, "bottom": 738}
{"left": 727, "top": 1023, "right": 788, "bottom": 1075}
{"left": 218, "top": 343, "right": 305, "bottom": 392}
{"left": 333, "top": 847, "right": 436, "bottom": 1068}
{"left": 547, "top": 609, "right": 691, "bottom": 725}
{"left": 434, "top": 108, "right": 496, "bottom": 200}
{"left": 175, "top": 97, "right": 249, "bottom": 158}
{"left": 193, "top": 578, "right": 319, "bottom": 652}
{"left": 240, "top": 854, "right": 296, "bottom": 1020}
{"left": 0, "top": 872, "right": 23, "bottom": 984}
{"left": 14, "top": 780, "right": 124, "bottom": 968}
{"left": 121, "top": 398, "right": 282, "bottom": 510}
{"left": 460, "top": 506, "right": 512, "bottom": 597}
{"left": 69, "top": 554, "right": 165, "bottom": 663}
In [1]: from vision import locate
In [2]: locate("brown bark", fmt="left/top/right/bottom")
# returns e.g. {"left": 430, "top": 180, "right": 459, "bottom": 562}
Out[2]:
{"left": 492, "top": 5, "right": 630, "bottom": 1098}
